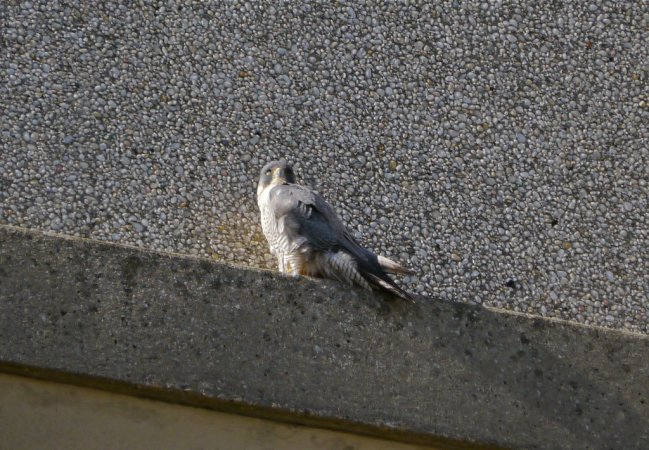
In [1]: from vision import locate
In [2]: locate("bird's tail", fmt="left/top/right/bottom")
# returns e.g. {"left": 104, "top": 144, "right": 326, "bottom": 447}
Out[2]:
{"left": 341, "top": 239, "right": 415, "bottom": 301}
{"left": 377, "top": 255, "right": 415, "bottom": 275}
{"left": 363, "top": 272, "right": 415, "bottom": 302}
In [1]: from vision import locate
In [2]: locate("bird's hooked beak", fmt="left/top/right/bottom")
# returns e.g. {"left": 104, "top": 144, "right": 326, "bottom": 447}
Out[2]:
{"left": 271, "top": 166, "right": 286, "bottom": 184}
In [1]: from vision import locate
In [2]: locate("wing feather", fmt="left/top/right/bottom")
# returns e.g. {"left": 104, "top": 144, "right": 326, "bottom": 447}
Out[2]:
{"left": 268, "top": 183, "right": 413, "bottom": 301}
{"left": 269, "top": 184, "right": 346, "bottom": 250}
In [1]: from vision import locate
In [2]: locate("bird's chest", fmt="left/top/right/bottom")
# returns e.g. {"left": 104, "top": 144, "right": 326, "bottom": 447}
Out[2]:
{"left": 258, "top": 192, "right": 283, "bottom": 250}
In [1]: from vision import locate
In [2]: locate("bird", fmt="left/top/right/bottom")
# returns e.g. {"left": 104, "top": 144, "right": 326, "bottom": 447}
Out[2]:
{"left": 256, "top": 160, "right": 414, "bottom": 301}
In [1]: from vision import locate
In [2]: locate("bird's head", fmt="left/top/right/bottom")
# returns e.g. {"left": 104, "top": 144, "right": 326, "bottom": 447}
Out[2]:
{"left": 257, "top": 160, "right": 295, "bottom": 196}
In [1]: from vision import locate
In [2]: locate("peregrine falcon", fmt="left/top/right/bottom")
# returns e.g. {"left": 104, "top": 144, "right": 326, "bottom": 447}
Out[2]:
{"left": 257, "top": 160, "right": 414, "bottom": 301}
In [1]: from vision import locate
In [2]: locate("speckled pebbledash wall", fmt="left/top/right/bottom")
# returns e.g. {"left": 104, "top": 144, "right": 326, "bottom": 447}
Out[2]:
{"left": 1, "top": 1, "right": 647, "bottom": 332}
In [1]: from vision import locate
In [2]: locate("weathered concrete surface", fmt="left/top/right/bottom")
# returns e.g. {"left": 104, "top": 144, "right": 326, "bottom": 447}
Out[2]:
{"left": 0, "top": 225, "right": 647, "bottom": 450}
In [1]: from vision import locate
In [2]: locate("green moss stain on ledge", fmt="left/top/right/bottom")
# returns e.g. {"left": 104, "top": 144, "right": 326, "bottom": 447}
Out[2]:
{"left": 0, "top": 362, "right": 495, "bottom": 450}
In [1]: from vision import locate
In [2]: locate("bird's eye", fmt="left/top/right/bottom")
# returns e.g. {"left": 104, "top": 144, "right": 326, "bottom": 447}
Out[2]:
{"left": 265, "top": 170, "right": 272, "bottom": 176}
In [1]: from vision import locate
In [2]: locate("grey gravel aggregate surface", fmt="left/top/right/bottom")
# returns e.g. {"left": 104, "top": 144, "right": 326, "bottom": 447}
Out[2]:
{"left": 1, "top": 1, "right": 647, "bottom": 332}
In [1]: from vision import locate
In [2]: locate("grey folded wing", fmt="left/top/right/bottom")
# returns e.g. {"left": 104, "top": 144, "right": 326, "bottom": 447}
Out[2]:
{"left": 268, "top": 183, "right": 351, "bottom": 252}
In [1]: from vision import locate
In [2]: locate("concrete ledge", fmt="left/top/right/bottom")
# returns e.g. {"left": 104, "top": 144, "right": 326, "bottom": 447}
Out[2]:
{"left": 1, "top": 225, "right": 647, "bottom": 449}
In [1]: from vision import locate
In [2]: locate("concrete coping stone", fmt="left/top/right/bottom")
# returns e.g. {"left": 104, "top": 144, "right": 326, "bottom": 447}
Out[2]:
{"left": 0, "top": 225, "right": 647, "bottom": 449}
